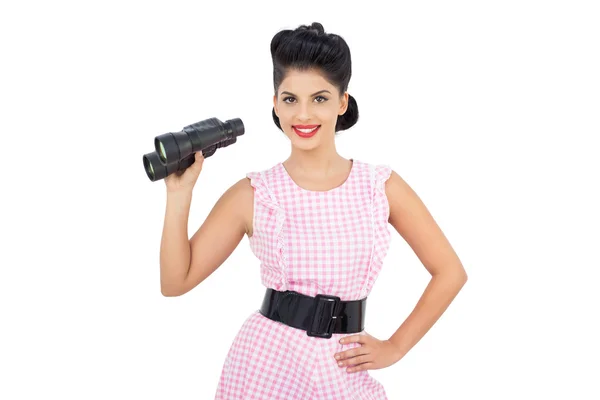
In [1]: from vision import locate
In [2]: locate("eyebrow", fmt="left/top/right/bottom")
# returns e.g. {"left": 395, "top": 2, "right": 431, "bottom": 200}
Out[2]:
{"left": 280, "top": 90, "right": 331, "bottom": 97}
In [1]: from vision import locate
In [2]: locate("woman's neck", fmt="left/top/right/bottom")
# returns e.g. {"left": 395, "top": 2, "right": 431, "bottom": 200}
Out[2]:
{"left": 284, "top": 142, "right": 350, "bottom": 177}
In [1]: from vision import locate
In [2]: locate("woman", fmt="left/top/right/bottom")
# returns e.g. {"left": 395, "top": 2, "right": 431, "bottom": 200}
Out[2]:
{"left": 159, "top": 22, "right": 467, "bottom": 399}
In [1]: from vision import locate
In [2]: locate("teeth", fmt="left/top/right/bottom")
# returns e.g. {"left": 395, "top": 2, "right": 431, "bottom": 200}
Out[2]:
{"left": 296, "top": 127, "right": 318, "bottom": 133}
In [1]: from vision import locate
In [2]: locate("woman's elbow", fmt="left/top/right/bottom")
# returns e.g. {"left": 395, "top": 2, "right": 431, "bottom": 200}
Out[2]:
{"left": 161, "top": 283, "right": 185, "bottom": 297}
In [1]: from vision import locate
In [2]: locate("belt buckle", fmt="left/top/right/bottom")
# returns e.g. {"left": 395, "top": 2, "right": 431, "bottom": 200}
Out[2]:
{"left": 307, "top": 294, "right": 341, "bottom": 339}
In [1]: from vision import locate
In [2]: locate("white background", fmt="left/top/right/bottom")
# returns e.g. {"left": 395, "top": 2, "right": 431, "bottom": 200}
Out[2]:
{"left": 1, "top": 0, "right": 599, "bottom": 398}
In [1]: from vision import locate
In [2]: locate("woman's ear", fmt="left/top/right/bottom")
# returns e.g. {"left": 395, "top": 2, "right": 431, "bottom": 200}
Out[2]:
{"left": 273, "top": 94, "right": 279, "bottom": 116}
{"left": 339, "top": 92, "right": 349, "bottom": 115}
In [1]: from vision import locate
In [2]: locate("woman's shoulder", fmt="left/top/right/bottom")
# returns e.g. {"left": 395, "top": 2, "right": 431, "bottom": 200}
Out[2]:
{"left": 218, "top": 163, "right": 279, "bottom": 200}
{"left": 245, "top": 162, "right": 283, "bottom": 189}
{"left": 353, "top": 158, "right": 393, "bottom": 182}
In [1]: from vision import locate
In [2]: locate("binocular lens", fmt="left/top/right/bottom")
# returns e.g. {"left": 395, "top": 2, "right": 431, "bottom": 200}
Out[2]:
{"left": 155, "top": 134, "right": 180, "bottom": 165}
{"left": 143, "top": 152, "right": 159, "bottom": 181}
{"left": 147, "top": 159, "right": 155, "bottom": 180}
{"left": 143, "top": 151, "right": 196, "bottom": 182}
{"left": 158, "top": 142, "right": 167, "bottom": 163}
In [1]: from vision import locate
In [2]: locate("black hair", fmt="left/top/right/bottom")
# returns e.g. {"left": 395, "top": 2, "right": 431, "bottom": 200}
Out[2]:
{"left": 270, "top": 22, "right": 358, "bottom": 133}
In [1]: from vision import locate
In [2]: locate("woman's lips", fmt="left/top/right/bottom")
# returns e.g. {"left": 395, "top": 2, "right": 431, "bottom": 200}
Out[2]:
{"left": 293, "top": 125, "right": 320, "bottom": 138}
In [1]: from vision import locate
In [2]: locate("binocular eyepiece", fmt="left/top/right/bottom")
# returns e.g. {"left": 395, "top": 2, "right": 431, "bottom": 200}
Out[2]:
{"left": 142, "top": 117, "right": 244, "bottom": 182}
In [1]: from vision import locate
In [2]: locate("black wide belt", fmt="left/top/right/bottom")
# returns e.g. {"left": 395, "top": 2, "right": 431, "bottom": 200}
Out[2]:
{"left": 258, "top": 288, "right": 367, "bottom": 339}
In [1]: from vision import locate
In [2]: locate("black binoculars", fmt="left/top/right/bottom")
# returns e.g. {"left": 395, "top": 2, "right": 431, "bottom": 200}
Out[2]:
{"left": 142, "top": 117, "right": 245, "bottom": 182}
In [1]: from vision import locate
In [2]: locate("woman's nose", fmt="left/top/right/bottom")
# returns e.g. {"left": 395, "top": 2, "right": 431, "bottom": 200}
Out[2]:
{"left": 296, "top": 102, "right": 312, "bottom": 120}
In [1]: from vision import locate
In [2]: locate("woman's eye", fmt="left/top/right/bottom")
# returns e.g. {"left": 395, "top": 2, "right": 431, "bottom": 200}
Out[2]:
{"left": 283, "top": 96, "right": 328, "bottom": 104}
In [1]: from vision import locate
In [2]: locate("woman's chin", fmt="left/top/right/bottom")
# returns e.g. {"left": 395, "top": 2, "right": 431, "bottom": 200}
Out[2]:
{"left": 291, "top": 137, "right": 320, "bottom": 150}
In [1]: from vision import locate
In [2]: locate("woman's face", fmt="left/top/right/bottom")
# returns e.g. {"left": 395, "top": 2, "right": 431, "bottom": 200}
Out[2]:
{"left": 273, "top": 68, "right": 348, "bottom": 151}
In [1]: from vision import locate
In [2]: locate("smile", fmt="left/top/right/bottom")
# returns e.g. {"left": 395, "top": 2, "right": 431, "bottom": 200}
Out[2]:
{"left": 293, "top": 125, "right": 320, "bottom": 138}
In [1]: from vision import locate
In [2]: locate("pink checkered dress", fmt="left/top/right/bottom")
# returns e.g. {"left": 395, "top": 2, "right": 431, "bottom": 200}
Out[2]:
{"left": 215, "top": 159, "right": 393, "bottom": 399}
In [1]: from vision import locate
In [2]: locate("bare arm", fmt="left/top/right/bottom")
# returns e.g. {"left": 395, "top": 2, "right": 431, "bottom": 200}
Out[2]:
{"left": 160, "top": 177, "right": 254, "bottom": 296}
{"left": 384, "top": 171, "right": 468, "bottom": 359}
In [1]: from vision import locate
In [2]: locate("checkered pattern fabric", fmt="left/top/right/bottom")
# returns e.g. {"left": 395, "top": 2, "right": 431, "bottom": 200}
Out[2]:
{"left": 215, "top": 159, "right": 393, "bottom": 399}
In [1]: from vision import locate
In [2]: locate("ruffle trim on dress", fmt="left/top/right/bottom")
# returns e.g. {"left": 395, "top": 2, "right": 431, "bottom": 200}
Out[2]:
{"left": 246, "top": 170, "right": 288, "bottom": 291}
{"left": 372, "top": 164, "right": 393, "bottom": 270}
{"left": 360, "top": 164, "right": 393, "bottom": 298}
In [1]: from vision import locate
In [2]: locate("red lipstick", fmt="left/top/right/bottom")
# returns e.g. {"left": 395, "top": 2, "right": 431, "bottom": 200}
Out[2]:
{"left": 292, "top": 125, "right": 321, "bottom": 138}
